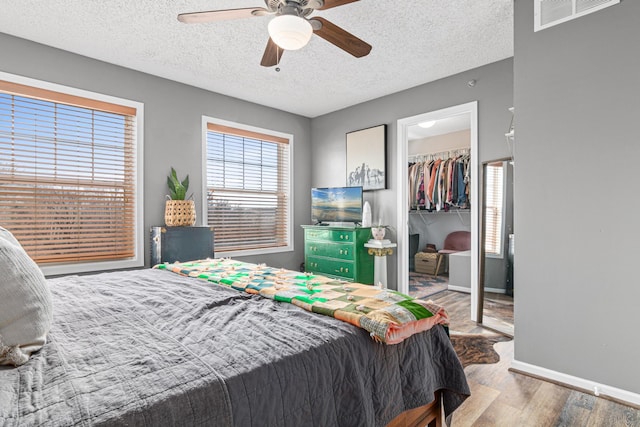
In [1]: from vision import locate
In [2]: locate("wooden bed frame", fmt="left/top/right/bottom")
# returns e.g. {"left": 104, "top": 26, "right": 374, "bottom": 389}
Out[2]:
{"left": 387, "top": 391, "right": 443, "bottom": 427}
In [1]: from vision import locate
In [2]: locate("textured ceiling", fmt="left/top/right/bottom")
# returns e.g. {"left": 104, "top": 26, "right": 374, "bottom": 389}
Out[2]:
{"left": 0, "top": 0, "right": 513, "bottom": 118}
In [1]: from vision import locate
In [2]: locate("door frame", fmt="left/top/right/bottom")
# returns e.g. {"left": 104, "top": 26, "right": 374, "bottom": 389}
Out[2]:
{"left": 396, "top": 101, "right": 479, "bottom": 321}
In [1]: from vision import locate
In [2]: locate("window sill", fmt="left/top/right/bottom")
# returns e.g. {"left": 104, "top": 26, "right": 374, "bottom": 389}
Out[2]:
{"left": 216, "top": 244, "right": 293, "bottom": 258}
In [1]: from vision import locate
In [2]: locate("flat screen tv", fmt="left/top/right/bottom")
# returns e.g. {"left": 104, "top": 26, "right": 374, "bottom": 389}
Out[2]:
{"left": 311, "top": 186, "right": 363, "bottom": 225}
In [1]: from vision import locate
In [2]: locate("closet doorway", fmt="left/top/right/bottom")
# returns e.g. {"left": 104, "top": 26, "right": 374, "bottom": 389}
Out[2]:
{"left": 396, "top": 102, "right": 479, "bottom": 321}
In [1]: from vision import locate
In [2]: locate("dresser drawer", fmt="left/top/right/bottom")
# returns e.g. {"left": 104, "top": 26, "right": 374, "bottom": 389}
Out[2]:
{"left": 306, "top": 256, "right": 355, "bottom": 280}
{"left": 305, "top": 241, "right": 355, "bottom": 260}
{"left": 302, "top": 225, "right": 373, "bottom": 284}
{"left": 305, "top": 229, "right": 356, "bottom": 243}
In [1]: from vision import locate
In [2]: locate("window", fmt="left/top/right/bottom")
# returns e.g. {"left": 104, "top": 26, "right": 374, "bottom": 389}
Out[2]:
{"left": 204, "top": 119, "right": 292, "bottom": 255}
{"left": 484, "top": 162, "right": 504, "bottom": 257}
{"left": 0, "top": 74, "right": 143, "bottom": 275}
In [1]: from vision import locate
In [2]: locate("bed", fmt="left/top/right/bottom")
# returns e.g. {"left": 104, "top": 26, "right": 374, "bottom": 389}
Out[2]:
{"left": 0, "top": 258, "right": 470, "bottom": 426}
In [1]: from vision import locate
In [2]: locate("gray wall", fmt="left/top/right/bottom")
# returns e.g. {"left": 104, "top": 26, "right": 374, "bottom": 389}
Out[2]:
{"left": 0, "top": 33, "right": 312, "bottom": 271}
{"left": 311, "top": 58, "right": 514, "bottom": 289}
{"left": 409, "top": 212, "right": 471, "bottom": 262}
{"left": 514, "top": 1, "right": 640, "bottom": 392}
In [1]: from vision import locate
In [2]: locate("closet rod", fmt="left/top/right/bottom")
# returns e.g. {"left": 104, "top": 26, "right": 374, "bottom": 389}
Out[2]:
{"left": 408, "top": 147, "right": 470, "bottom": 163}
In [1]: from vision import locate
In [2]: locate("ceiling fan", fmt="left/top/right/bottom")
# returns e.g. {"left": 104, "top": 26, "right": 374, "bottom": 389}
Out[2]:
{"left": 177, "top": 0, "right": 372, "bottom": 67}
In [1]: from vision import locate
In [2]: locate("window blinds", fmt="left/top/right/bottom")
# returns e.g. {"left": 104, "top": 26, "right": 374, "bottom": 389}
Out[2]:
{"left": 0, "top": 80, "right": 137, "bottom": 264}
{"left": 206, "top": 123, "right": 290, "bottom": 253}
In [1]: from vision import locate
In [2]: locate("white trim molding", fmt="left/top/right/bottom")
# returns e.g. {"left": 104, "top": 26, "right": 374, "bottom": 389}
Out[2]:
{"left": 0, "top": 71, "right": 145, "bottom": 276}
{"left": 511, "top": 359, "right": 640, "bottom": 407}
{"left": 534, "top": 0, "right": 620, "bottom": 32}
{"left": 397, "top": 101, "right": 478, "bottom": 321}
{"left": 448, "top": 285, "right": 506, "bottom": 294}
{"left": 200, "top": 116, "right": 294, "bottom": 257}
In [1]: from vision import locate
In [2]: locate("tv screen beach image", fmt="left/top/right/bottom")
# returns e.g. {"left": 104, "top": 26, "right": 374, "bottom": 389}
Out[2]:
{"left": 311, "top": 187, "right": 362, "bottom": 223}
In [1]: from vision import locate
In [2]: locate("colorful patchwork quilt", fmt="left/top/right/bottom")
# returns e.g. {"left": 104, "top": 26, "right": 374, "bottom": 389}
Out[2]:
{"left": 155, "top": 258, "right": 448, "bottom": 344}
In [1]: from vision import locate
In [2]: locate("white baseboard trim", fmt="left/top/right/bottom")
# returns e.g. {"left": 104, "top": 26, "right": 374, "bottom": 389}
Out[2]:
{"left": 447, "top": 285, "right": 471, "bottom": 293}
{"left": 446, "top": 285, "right": 506, "bottom": 294}
{"left": 511, "top": 359, "right": 640, "bottom": 407}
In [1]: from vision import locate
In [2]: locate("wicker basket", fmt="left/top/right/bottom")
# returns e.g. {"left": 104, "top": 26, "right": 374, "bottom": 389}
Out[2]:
{"left": 414, "top": 252, "right": 445, "bottom": 275}
{"left": 165, "top": 200, "right": 196, "bottom": 227}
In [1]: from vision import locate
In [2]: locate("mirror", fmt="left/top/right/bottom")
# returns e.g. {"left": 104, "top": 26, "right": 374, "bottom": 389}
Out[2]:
{"left": 478, "top": 158, "right": 514, "bottom": 336}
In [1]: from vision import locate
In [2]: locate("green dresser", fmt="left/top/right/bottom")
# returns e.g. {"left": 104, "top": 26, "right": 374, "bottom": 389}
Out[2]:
{"left": 302, "top": 225, "right": 374, "bottom": 284}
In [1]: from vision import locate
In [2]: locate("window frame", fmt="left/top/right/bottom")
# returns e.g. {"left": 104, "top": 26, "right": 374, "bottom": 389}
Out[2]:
{"left": 0, "top": 71, "right": 144, "bottom": 276}
{"left": 201, "top": 116, "right": 293, "bottom": 257}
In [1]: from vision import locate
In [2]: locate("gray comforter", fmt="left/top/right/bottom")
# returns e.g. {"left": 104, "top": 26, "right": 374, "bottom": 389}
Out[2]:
{"left": 0, "top": 268, "right": 469, "bottom": 426}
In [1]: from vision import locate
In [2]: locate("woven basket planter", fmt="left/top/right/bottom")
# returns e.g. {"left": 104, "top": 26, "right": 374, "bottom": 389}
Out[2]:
{"left": 165, "top": 200, "right": 196, "bottom": 227}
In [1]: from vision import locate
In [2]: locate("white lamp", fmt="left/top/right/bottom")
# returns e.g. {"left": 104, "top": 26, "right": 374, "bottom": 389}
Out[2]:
{"left": 268, "top": 15, "right": 313, "bottom": 51}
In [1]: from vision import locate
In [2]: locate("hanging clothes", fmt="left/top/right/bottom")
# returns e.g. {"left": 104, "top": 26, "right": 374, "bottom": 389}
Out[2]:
{"left": 407, "top": 150, "right": 471, "bottom": 211}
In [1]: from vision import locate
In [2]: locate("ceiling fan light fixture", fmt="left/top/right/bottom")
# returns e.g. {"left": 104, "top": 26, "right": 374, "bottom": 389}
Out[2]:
{"left": 268, "top": 15, "right": 313, "bottom": 50}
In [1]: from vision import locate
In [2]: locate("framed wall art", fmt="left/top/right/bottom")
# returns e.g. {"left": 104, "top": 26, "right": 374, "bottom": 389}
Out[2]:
{"left": 346, "top": 124, "right": 387, "bottom": 191}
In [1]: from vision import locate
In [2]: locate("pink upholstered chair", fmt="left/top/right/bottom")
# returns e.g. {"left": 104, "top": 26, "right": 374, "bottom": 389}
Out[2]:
{"left": 436, "top": 231, "right": 471, "bottom": 276}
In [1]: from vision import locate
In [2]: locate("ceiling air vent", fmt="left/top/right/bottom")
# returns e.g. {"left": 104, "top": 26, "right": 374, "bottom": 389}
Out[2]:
{"left": 534, "top": 0, "right": 620, "bottom": 32}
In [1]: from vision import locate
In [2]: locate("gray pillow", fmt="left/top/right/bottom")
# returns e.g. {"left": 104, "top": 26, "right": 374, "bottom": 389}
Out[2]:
{"left": 0, "top": 226, "right": 53, "bottom": 366}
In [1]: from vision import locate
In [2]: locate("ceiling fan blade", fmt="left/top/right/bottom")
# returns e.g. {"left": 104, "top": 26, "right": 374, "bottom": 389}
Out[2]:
{"left": 261, "top": 38, "right": 284, "bottom": 67}
{"left": 311, "top": 17, "right": 371, "bottom": 58}
{"left": 318, "top": 0, "right": 360, "bottom": 10}
{"left": 178, "top": 7, "right": 269, "bottom": 24}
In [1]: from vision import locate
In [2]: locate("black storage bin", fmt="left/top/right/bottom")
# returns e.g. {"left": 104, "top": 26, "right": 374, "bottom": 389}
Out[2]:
{"left": 409, "top": 233, "right": 420, "bottom": 271}
{"left": 150, "top": 226, "right": 214, "bottom": 265}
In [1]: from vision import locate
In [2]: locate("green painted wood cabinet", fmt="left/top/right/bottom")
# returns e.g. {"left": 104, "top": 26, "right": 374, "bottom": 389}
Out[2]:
{"left": 302, "top": 225, "right": 374, "bottom": 284}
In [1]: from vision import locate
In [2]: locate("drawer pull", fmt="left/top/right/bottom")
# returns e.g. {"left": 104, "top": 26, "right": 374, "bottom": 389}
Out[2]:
{"left": 340, "top": 235, "right": 344, "bottom": 240}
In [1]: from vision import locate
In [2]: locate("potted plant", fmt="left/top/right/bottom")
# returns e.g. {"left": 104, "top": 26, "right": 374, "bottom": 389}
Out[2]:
{"left": 164, "top": 167, "right": 196, "bottom": 226}
{"left": 371, "top": 219, "right": 389, "bottom": 240}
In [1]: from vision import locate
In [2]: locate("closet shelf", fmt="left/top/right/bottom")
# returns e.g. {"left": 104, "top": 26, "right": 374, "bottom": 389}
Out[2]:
{"left": 408, "top": 147, "right": 470, "bottom": 163}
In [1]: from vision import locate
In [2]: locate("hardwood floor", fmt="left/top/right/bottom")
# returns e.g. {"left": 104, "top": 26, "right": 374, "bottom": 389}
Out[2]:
{"left": 482, "top": 292, "right": 514, "bottom": 337}
{"left": 430, "top": 291, "right": 640, "bottom": 427}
